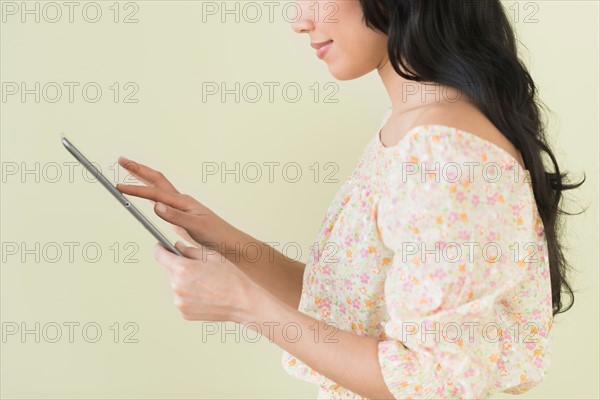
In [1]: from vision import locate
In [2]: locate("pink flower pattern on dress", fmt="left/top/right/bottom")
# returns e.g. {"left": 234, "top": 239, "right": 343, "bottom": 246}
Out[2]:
{"left": 281, "top": 108, "right": 553, "bottom": 399}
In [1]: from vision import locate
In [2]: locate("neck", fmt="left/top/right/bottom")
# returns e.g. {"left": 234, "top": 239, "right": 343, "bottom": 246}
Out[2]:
{"left": 377, "top": 57, "right": 470, "bottom": 115}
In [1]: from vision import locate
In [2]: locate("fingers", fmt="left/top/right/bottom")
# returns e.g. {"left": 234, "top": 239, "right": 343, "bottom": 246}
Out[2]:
{"left": 174, "top": 241, "right": 219, "bottom": 263}
{"left": 154, "top": 242, "right": 185, "bottom": 273}
{"left": 155, "top": 242, "right": 208, "bottom": 280}
{"left": 118, "top": 156, "right": 180, "bottom": 193}
{"left": 154, "top": 201, "right": 207, "bottom": 236}
{"left": 116, "top": 184, "right": 193, "bottom": 211}
{"left": 172, "top": 225, "right": 204, "bottom": 248}
{"left": 174, "top": 241, "right": 196, "bottom": 259}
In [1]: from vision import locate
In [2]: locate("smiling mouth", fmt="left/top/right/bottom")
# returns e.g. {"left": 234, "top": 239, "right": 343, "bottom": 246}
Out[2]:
{"left": 311, "top": 40, "right": 333, "bottom": 50}
{"left": 313, "top": 40, "right": 333, "bottom": 59}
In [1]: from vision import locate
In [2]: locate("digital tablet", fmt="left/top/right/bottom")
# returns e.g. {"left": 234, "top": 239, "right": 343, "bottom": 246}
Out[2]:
{"left": 61, "top": 136, "right": 183, "bottom": 256}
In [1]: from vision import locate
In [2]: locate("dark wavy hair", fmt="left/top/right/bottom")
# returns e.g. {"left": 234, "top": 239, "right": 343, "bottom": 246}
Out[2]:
{"left": 358, "top": 0, "right": 585, "bottom": 316}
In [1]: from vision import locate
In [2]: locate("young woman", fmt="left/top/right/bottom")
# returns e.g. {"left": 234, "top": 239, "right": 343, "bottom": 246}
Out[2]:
{"left": 116, "top": 1, "right": 584, "bottom": 398}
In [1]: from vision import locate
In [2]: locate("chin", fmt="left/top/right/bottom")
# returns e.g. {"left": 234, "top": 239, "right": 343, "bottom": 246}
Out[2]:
{"left": 327, "top": 64, "right": 371, "bottom": 81}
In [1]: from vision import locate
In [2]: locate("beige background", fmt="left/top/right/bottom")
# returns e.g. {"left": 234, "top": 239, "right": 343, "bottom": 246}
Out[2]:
{"left": 1, "top": 1, "right": 598, "bottom": 398}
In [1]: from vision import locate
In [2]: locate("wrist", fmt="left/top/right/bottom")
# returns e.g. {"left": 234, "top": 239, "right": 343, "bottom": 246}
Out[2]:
{"left": 237, "top": 279, "right": 290, "bottom": 327}
{"left": 217, "top": 224, "right": 255, "bottom": 265}
{"left": 230, "top": 232, "right": 272, "bottom": 269}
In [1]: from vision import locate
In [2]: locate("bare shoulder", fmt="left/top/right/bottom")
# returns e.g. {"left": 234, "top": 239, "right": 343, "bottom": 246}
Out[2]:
{"left": 414, "top": 102, "right": 526, "bottom": 168}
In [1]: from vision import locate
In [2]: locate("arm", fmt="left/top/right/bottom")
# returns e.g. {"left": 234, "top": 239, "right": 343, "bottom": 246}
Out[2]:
{"left": 155, "top": 239, "right": 395, "bottom": 398}
{"left": 253, "top": 132, "right": 552, "bottom": 399}
{"left": 365, "top": 132, "right": 553, "bottom": 398}
{"left": 114, "top": 156, "right": 306, "bottom": 309}
{"left": 224, "top": 228, "right": 306, "bottom": 309}
{"left": 241, "top": 287, "right": 396, "bottom": 400}
{"left": 124, "top": 139, "right": 552, "bottom": 399}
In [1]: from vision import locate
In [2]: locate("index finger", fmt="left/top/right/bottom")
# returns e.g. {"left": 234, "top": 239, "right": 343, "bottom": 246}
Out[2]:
{"left": 115, "top": 184, "right": 192, "bottom": 211}
{"left": 118, "top": 156, "right": 179, "bottom": 193}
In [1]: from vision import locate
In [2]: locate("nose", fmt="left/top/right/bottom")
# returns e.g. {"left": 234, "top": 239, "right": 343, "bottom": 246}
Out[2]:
{"left": 291, "top": 18, "right": 313, "bottom": 34}
{"left": 290, "top": 2, "right": 315, "bottom": 34}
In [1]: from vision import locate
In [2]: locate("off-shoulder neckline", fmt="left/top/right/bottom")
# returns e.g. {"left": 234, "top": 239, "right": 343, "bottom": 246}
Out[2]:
{"left": 377, "top": 122, "right": 531, "bottom": 176}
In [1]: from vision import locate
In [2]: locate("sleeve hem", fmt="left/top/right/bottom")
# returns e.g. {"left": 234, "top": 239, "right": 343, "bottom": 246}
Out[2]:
{"left": 377, "top": 339, "right": 441, "bottom": 399}
{"left": 377, "top": 339, "right": 464, "bottom": 399}
{"left": 377, "top": 339, "right": 403, "bottom": 399}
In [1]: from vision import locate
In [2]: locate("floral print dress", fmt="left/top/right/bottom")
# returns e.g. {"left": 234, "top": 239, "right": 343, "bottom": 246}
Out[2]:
{"left": 281, "top": 108, "right": 553, "bottom": 399}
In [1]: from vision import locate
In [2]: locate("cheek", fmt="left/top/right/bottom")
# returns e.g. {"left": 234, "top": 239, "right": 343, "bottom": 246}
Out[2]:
{"left": 329, "top": 34, "right": 387, "bottom": 80}
{"left": 319, "top": 0, "right": 387, "bottom": 79}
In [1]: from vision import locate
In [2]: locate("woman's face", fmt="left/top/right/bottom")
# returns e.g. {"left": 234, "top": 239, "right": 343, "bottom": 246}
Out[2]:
{"left": 291, "top": 0, "right": 388, "bottom": 80}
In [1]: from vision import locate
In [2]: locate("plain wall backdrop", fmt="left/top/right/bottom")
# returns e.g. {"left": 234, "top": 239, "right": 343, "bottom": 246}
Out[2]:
{"left": 1, "top": 1, "right": 598, "bottom": 398}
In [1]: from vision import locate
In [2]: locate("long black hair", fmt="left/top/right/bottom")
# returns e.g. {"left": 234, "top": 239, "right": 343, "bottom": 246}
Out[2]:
{"left": 358, "top": 0, "right": 585, "bottom": 316}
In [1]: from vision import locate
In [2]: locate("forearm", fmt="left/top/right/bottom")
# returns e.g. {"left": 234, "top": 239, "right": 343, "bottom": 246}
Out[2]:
{"left": 221, "top": 229, "right": 306, "bottom": 309}
{"left": 240, "top": 288, "right": 396, "bottom": 400}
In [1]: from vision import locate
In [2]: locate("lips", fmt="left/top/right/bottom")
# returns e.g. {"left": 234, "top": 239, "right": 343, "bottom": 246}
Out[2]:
{"left": 311, "top": 40, "right": 333, "bottom": 59}
{"left": 311, "top": 40, "right": 333, "bottom": 50}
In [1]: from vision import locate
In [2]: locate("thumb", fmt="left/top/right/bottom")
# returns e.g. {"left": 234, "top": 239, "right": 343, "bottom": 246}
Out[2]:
{"left": 155, "top": 201, "right": 187, "bottom": 226}
{"left": 175, "top": 241, "right": 219, "bottom": 262}
{"left": 154, "top": 202, "right": 209, "bottom": 250}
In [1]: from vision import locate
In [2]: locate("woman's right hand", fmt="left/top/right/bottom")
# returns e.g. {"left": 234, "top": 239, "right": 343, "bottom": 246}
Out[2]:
{"left": 115, "top": 156, "right": 240, "bottom": 254}
{"left": 114, "top": 156, "right": 306, "bottom": 308}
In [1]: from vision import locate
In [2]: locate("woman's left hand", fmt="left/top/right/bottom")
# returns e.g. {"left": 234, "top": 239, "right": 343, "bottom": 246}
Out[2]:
{"left": 154, "top": 241, "right": 261, "bottom": 323}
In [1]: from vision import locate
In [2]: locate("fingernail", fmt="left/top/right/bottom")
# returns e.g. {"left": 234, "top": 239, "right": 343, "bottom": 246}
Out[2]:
{"left": 175, "top": 241, "right": 184, "bottom": 248}
{"left": 156, "top": 202, "right": 167, "bottom": 213}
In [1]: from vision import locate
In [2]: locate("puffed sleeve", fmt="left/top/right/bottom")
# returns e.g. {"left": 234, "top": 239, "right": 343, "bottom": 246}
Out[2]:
{"left": 375, "top": 127, "right": 553, "bottom": 399}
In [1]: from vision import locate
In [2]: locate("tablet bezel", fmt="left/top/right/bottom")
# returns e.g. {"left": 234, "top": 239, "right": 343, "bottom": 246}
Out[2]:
{"left": 61, "top": 136, "right": 183, "bottom": 257}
